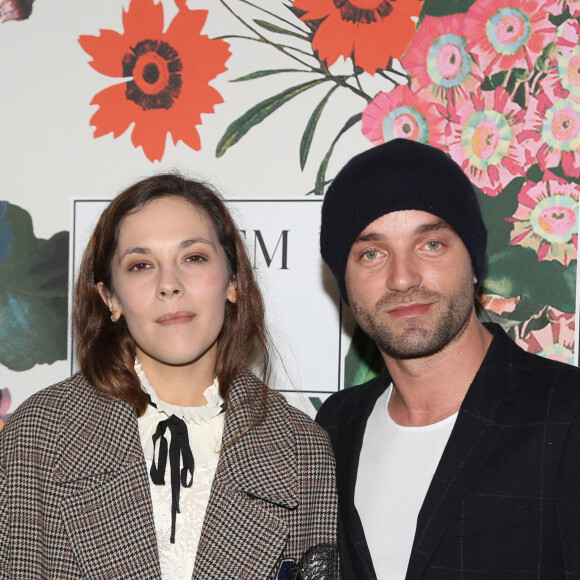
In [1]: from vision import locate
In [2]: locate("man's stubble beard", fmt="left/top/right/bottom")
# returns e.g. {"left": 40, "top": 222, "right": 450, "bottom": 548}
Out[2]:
{"left": 349, "top": 277, "right": 475, "bottom": 360}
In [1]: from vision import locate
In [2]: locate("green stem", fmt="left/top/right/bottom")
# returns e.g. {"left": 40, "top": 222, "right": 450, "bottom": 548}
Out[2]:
{"left": 218, "top": 0, "right": 373, "bottom": 103}
{"left": 217, "top": 0, "right": 314, "bottom": 69}
{"left": 216, "top": 33, "right": 316, "bottom": 57}
{"left": 236, "top": 0, "right": 308, "bottom": 34}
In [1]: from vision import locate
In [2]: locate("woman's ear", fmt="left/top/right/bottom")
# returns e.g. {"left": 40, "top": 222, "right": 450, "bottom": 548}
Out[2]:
{"left": 97, "top": 282, "right": 122, "bottom": 321}
{"left": 226, "top": 277, "right": 237, "bottom": 304}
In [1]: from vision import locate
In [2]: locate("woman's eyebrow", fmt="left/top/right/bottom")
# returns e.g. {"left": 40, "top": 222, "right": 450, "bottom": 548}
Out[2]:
{"left": 179, "top": 237, "right": 217, "bottom": 249}
{"left": 118, "top": 246, "right": 150, "bottom": 261}
{"left": 118, "top": 237, "right": 217, "bottom": 261}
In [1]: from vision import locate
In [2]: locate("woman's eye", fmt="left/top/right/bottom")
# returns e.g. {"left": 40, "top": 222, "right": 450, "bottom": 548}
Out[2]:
{"left": 184, "top": 254, "right": 206, "bottom": 263}
{"left": 129, "top": 261, "right": 150, "bottom": 271}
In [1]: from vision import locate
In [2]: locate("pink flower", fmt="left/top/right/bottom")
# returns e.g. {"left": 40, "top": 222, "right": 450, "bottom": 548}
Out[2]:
{"left": 361, "top": 86, "right": 447, "bottom": 146}
{"left": 0, "top": 388, "right": 11, "bottom": 432}
{"left": 477, "top": 293, "right": 520, "bottom": 315}
{"left": 555, "top": 17, "right": 580, "bottom": 53}
{"left": 464, "top": 0, "right": 557, "bottom": 74}
{"left": 508, "top": 179, "right": 578, "bottom": 265}
{"left": 560, "top": 0, "right": 580, "bottom": 17}
{"left": 544, "top": 20, "right": 580, "bottom": 101}
{"left": 518, "top": 90, "right": 580, "bottom": 177}
{"left": 447, "top": 87, "right": 527, "bottom": 196}
{"left": 515, "top": 307, "right": 575, "bottom": 364}
{"left": 557, "top": 44, "right": 580, "bottom": 101}
{"left": 401, "top": 14, "right": 483, "bottom": 106}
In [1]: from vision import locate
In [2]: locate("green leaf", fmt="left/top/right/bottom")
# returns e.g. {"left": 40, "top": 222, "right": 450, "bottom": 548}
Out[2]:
{"left": 314, "top": 113, "right": 362, "bottom": 195}
{"left": 309, "top": 397, "right": 323, "bottom": 412}
{"left": 300, "top": 85, "right": 339, "bottom": 170}
{"left": 231, "top": 68, "right": 308, "bottom": 82}
{"left": 549, "top": 7, "right": 571, "bottom": 27}
{"left": 525, "top": 164, "right": 544, "bottom": 182}
{"left": 481, "top": 70, "right": 509, "bottom": 91}
{"left": 478, "top": 294, "right": 543, "bottom": 329}
{"left": 344, "top": 325, "right": 384, "bottom": 388}
{"left": 0, "top": 203, "right": 69, "bottom": 371}
{"left": 476, "top": 177, "right": 523, "bottom": 254}
{"left": 254, "top": 19, "right": 306, "bottom": 39}
{"left": 481, "top": 246, "right": 576, "bottom": 312}
{"left": 216, "top": 79, "right": 327, "bottom": 157}
{"left": 422, "top": 0, "right": 477, "bottom": 16}
{"left": 509, "top": 295, "right": 545, "bottom": 323}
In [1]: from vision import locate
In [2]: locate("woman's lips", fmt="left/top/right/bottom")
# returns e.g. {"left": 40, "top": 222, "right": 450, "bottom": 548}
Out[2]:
{"left": 156, "top": 311, "right": 195, "bottom": 325}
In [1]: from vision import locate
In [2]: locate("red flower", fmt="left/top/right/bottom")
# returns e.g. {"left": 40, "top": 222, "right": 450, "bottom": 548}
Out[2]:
{"left": 79, "top": 0, "right": 230, "bottom": 162}
{"left": 516, "top": 307, "right": 575, "bottom": 363}
{"left": 293, "top": 0, "right": 422, "bottom": 73}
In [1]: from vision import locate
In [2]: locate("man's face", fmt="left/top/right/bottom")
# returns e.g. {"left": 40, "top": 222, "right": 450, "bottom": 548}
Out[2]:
{"left": 345, "top": 210, "right": 477, "bottom": 360}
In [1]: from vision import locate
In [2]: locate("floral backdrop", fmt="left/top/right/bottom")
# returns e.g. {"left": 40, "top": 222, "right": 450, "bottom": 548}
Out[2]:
{"left": 1, "top": 0, "right": 578, "bottom": 426}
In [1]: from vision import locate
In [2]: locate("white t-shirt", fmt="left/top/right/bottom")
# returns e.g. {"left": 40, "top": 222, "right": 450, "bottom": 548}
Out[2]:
{"left": 355, "top": 385, "right": 457, "bottom": 580}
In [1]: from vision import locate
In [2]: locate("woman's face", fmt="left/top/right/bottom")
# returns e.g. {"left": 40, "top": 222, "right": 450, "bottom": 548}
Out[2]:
{"left": 98, "top": 196, "right": 236, "bottom": 380}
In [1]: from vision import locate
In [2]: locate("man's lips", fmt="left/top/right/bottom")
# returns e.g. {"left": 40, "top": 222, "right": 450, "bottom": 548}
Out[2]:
{"left": 156, "top": 311, "right": 195, "bottom": 325}
{"left": 387, "top": 302, "right": 432, "bottom": 318}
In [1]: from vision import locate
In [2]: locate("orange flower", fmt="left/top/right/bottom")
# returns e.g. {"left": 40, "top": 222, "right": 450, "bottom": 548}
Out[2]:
{"left": 79, "top": 0, "right": 230, "bottom": 162}
{"left": 293, "top": 0, "right": 422, "bottom": 73}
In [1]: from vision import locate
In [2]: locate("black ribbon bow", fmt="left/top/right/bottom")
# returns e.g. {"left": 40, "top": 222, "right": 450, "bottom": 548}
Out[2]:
{"left": 149, "top": 411, "right": 195, "bottom": 544}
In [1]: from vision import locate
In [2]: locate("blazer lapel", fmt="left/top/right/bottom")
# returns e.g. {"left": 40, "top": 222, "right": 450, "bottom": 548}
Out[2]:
{"left": 54, "top": 374, "right": 161, "bottom": 579}
{"left": 194, "top": 372, "right": 298, "bottom": 578}
{"left": 406, "top": 327, "right": 517, "bottom": 579}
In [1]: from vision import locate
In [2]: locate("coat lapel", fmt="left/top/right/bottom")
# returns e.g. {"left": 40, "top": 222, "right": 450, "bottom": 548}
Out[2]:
{"left": 194, "top": 372, "right": 298, "bottom": 578}
{"left": 406, "top": 326, "right": 517, "bottom": 579}
{"left": 54, "top": 374, "right": 161, "bottom": 579}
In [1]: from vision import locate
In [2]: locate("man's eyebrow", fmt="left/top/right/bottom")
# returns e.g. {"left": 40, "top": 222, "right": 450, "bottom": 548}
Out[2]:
{"left": 353, "top": 232, "right": 383, "bottom": 244}
{"left": 352, "top": 219, "right": 454, "bottom": 244}
{"left": 414, "top": 220, "right": 454, "bottom": 236}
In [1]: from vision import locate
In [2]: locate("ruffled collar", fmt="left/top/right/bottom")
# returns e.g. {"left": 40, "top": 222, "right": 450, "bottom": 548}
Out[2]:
{"left": 135, "top": 360, "right": 224, "bottom": 425}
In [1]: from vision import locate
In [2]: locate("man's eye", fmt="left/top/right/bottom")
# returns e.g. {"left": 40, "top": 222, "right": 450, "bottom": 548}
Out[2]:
{"left": 363, "top": 250, "right": 379, "bottom": 260}
{"left": 425, "top": 241, "right": 442, "bottom": 250}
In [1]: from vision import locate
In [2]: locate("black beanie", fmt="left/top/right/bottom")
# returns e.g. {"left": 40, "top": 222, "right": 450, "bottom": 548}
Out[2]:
{"left": 320, "top": 138, "right": 487, "bottom": 304}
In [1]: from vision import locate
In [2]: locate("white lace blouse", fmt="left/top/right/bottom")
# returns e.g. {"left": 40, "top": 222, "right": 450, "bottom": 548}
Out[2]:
{"left": 135, "top": 362, "right": 225, "bottom": 579}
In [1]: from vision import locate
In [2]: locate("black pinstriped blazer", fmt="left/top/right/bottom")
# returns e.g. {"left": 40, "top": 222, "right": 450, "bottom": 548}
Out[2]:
{"left": 317, "top": 323, "right": 580, "bottom": 579}
{"left": 0, "top": 370, "right": 338, "bottom": 579}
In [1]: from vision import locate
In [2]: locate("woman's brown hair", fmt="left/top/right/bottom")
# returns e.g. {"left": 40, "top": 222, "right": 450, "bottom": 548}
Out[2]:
{"left": 74, "top": 173, "right": 270, "bottom": 416}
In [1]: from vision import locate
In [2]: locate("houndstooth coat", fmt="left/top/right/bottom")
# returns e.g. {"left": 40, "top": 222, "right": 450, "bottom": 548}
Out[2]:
{"left": 0, "top": 370, "right": 338, "bottom": 579}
